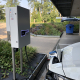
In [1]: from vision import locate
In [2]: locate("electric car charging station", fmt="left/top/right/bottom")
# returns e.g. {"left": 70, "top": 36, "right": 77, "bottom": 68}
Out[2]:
{"left": 6, "top": 6, "right": 30, "bottom": 48}
{"left": 5, "top": 6, "right": 30, "bottom": 80}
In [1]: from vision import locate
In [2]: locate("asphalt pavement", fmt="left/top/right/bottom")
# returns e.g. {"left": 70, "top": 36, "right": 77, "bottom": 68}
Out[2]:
{"left": 29, "top": 36, "right": 59, "bottom": 56}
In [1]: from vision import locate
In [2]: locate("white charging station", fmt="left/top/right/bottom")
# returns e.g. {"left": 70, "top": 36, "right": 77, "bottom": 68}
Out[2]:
{"left": 6, "top": 6, "right": 30, "bottom": 48}
{"left": 5, "top": 6, "right": 30, "bottom": 80}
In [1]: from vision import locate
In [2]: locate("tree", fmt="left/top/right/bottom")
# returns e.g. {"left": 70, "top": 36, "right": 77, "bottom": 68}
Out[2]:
{"left": 0, "top": 5, "right": 5, "bottom": 20}
{"left": 31, "top": 7, "right": 38, "bottom": 23}
{"left": 41, "top": 1, "right": 50, "bottom": 22}
{"left": 27, "top": 0, "right": 59, "bottom": 22}
{"left": 27, "top": 0, "right": 42, "bottom": 17}
{"left": 50, "top": 5, "right": 59, "bottom": 22}
{"left": 6, "top": 0, "right": 20, "bottom": 7}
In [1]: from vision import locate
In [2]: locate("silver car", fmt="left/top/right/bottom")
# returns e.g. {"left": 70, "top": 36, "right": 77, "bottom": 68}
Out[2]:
{"left": 46, "top": 42, "right": 80, "bottom": 80}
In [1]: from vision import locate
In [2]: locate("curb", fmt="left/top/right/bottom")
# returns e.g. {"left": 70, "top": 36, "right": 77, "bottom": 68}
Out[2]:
{"left": 52, "top": 31, "right": 64, "bottom": 51}
{"left": 52, "top": 39, "right": 60, "bottom": 51}
{"left": 28, "top": 54, "right": 47, "bottom": 80}
{"left": 60, "top": 32, "right": 63, "bottom": 38}
{"left": 30, "top": 33, "right": 60, "bottom": 38}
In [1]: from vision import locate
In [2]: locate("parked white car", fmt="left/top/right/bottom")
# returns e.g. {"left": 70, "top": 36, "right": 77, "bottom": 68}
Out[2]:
{"left": 46, "top": 42, "right": 80, "bottom": 80}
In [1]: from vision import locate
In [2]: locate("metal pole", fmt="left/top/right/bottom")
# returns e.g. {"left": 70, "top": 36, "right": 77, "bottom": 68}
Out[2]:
{"left": 79, "top": 21, "right": 80, "bottom": 36}
{"left": 12, "top": 48, "right": 16, "bottom": 80}
{"left": 20, "top": 48, "right": 23, "bottom": 73}
{"left": 7, "top": 31, "right": 10, "bottom": 41}
{"left": 25, "top": 46, "right": 29, "bottom": 62}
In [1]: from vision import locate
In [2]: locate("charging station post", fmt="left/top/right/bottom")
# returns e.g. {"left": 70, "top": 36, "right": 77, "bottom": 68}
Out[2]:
{"left": 12, "top": 48, "right": 16, "bottom": 80}
{"left": 20, "top": 48, "right": 23, "bottom": 73}
{"left": 5, "top": 6, "right": 30, "bottom": 80}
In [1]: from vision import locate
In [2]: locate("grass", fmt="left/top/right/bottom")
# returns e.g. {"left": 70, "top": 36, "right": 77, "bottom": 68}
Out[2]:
{"left": 0, "top": 39, "right": 37, "bottom": 78}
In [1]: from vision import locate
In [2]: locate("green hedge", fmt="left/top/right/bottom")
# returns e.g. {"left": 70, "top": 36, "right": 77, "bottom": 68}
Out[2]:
{"left": 0, "top": 40, "right": 37, "bottom": 78}
{"left": 34, "top": 23, "right": 61, "bottom": 36}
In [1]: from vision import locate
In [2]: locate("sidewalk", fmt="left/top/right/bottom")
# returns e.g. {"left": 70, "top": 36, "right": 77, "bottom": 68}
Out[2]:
{"left": 59, "top": 31, "right": 80, "bottom": 49}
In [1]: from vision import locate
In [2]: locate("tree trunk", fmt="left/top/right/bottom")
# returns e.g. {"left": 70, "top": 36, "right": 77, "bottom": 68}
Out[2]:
{"left": 43, "top": 20, "right": 44, "bottom": 23}
{"left": 60, "top": 13, "right": 61, "bottom": 17}
{"left": 34, "top": 19, "right": 35, "bottom": 23}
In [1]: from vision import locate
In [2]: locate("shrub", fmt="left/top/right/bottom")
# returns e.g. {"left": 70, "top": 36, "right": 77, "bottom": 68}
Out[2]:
{"left": 0, "top": 40, "right": 37, "bottom": 75}
{"left": 34, "top": 23, "right": 61, "bottom": 36}
{"left": 31, "top": 21, "right": 79, "bottom": 35}
{"left": 74, "top": 24, "right": 79, "bottom": 32}
{"left": 31, "top": 24, "right": 35, "bottom": 28}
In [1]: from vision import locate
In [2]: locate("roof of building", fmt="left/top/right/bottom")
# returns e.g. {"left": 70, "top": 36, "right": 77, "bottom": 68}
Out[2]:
{"left": 51, "top": 0, "right": 80, "bottom": 17}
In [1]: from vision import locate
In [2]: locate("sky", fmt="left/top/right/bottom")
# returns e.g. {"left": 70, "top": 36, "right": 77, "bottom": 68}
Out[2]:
{"left": 0, "top": 0, "right": 30, "bottom": 9}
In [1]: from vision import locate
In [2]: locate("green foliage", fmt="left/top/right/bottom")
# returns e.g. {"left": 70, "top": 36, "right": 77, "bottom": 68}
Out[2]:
{"left": 52, "top": 22, "right": 67, "bottom": 32}
{"left": 55, "top": 19, "right": 61, "bottom": 22}
{"left": 50, "top": 3, "right": 59, "bottom": 22}
{"left": 34, "top": 23, "right": 61, "bottom": 36}
{"left": 52, "top": 22, "right": 79, "bottom": 33}
{"left": 32, "top": 7, "right": 38, "bottom": 19}
{"left": 31, "top": 24, "right": 35, "bottom": 28}
{"left": 0, "top": 5, "right": 5, "bottom": 20}
{"left": 29, "top": 0, "right": 59, "bottom": 23}
{"left": 34, "top": 1, "right": 41, "bottom": 12}
{"left": 6, "top": 0, "right": 20, "bottom": 7}
{"left": 30, "top": 23, "right": 34, "bottom": 27}
{"left": 2, "top": 71, "right": 9, "bottom": 79}
{"left": 30, "top": 21, "right": 79, "bottom": 35}
{"left": 36, "top": 12, "right": 42, "bottom": 22}
{"left": 0, "top": 40, "right": 37, "bottom": 78}
{"left": 74, "top": 24, "right": 79, "bottom": 32}
{"left": 41, "top": 2, "right": 50, "bottom": 22}
{"left": 0, "top": 40, "right": 12, "bottom": 71}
